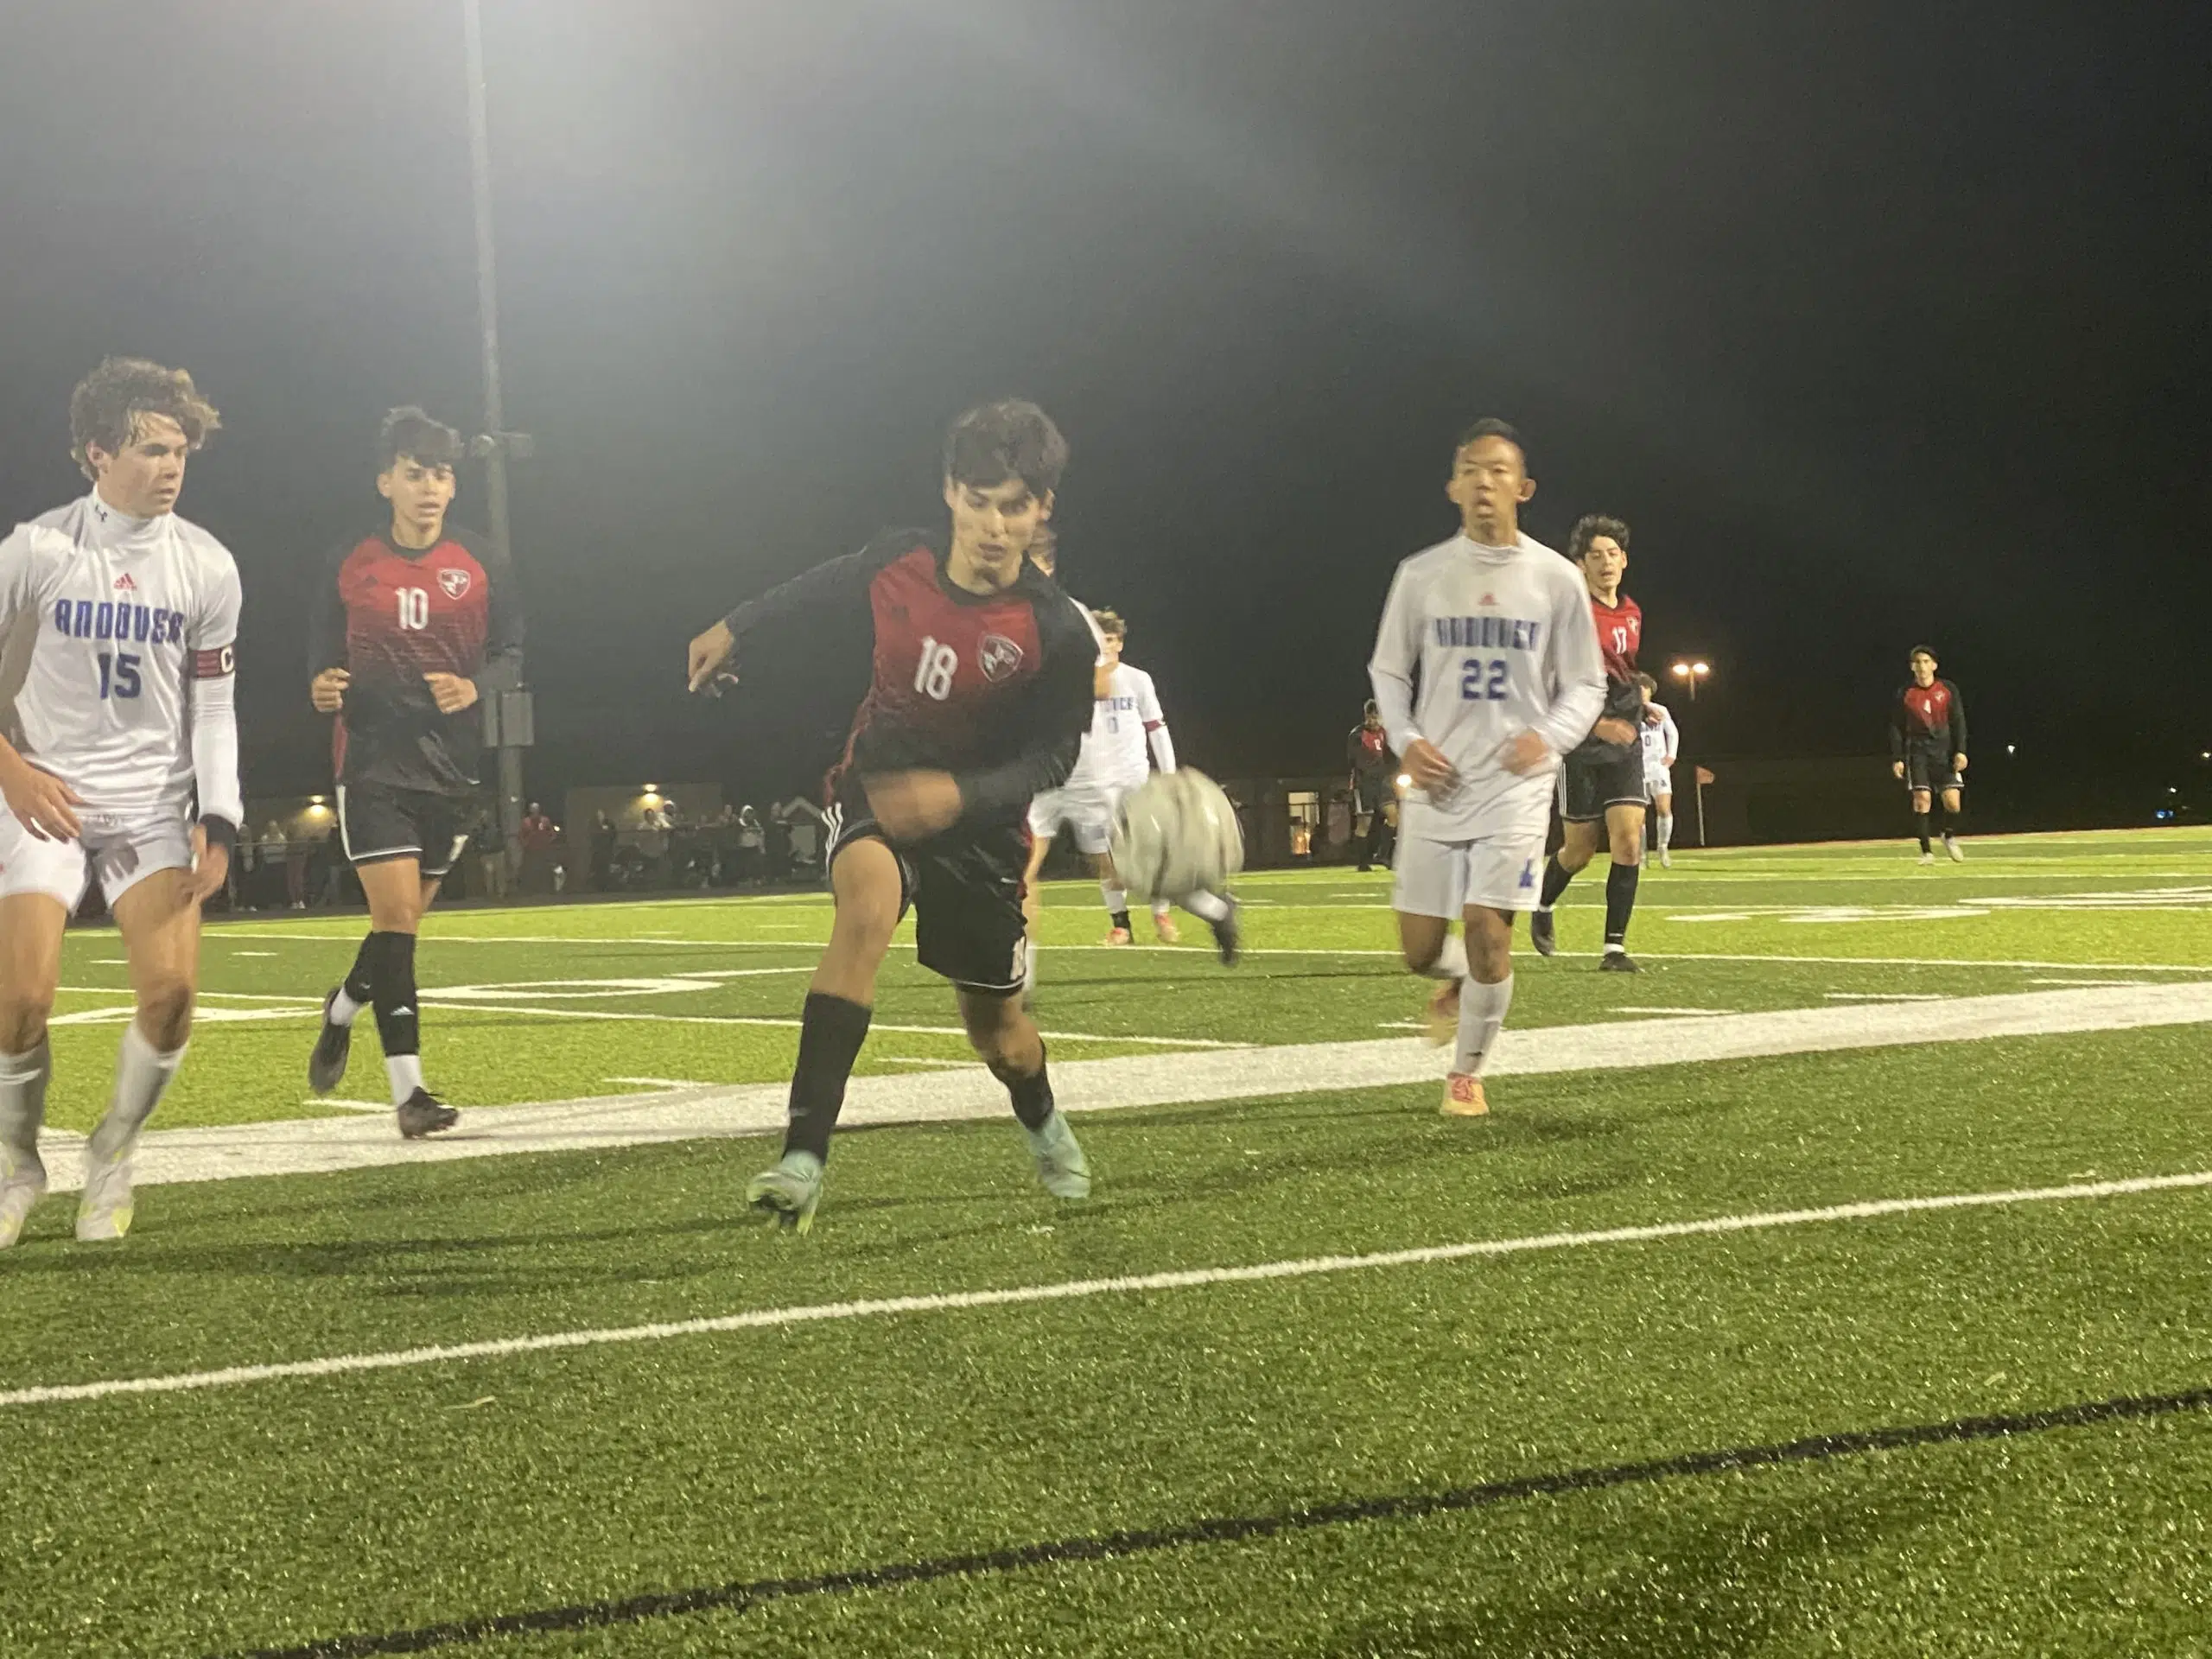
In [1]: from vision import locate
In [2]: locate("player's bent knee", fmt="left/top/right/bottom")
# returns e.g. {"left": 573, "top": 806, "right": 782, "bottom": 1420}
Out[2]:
{"left": 0, "top": 988, "right": 56, "bottom": 1052}
{"left": 136, "top": 977, "right": 197, "bottom": 1047}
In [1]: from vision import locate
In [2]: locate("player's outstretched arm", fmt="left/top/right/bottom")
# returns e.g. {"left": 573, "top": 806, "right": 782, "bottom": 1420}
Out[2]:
{"left": 691, "top": 535, "right": 909, "bottom": 694}
{"left": 1139, "top": 675, "right": 1177, "bottom": 772}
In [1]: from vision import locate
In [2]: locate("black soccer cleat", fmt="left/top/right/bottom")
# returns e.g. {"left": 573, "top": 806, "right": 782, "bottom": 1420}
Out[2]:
{"left": 307, "top": 988, "right": 353, "bottom": 1096}
{"left": 1209, "top": 899, "right": 1243, "bottom": 967}
{"left": 396, "top": 1089, "right": 460, "bottom": 1140}
{"left": 1598, "top": 950, "right": 1640, "bottom": 974}
{"left": 1529, "top": 908, "right": 1557, "bottom": 957}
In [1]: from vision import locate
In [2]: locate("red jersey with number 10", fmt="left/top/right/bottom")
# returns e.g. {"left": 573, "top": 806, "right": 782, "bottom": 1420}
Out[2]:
{"left": 308, "top": 525, "right": 524, "bottom": 794}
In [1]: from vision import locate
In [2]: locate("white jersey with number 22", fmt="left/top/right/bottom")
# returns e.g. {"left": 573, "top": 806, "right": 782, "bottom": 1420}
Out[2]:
{"left": 1368, "top": 531, "right": 1606, "bottom": 842}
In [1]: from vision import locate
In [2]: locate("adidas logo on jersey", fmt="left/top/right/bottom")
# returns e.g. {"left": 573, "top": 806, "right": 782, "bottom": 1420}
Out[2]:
{"left": 114, "top": 573, "right": 137, "bottom": 591}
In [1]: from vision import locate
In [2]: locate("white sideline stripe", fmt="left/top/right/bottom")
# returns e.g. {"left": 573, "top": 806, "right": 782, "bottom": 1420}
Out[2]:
{"left": 177, "top": 931, "right": 2212, "bottom": 974}
{"left": 24, "top": 981, "right": 2212, "bottom": 1194}
{"left": 6, "top": 1169, "right": 2208, "bottom": 1411}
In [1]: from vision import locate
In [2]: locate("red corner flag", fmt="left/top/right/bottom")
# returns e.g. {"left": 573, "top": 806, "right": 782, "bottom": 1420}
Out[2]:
{"left": 1694, "top": 766, "right": 1716, "bottom": 785}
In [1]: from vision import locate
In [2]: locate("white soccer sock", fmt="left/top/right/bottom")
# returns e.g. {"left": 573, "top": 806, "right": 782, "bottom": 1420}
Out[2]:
{"left": 1422, "top": 932, "right": 1469, "bottom": 982}
{"left": 1152, "top": 899, "right": 1172, "bottom": 919}
{"left": 1181, "top": 889, "right": 1230, "bottom": 923}
{"left": 1453, "top": 974, "right": 1514, "bottom": 1077}
{"left": 99, "top": 1022, "right": 184, "bottom": 1145}
{"left": 1100, "top": 883, "right": 1128, "bottom": 918}
{"left": 0, "top": 1043, "right": 53, "bottom": 1156}
{"left": 330, "top": 988, "right": 366, "bottom": 1027}
{"left": 1023, "top": 940, "right": 1039, "bottom": 997}
{"left": 1655, "top": 812, "right": 1673, "bottom": 852}
{"left": 386, "top": 1055, "right": 426, "bottom": 1106}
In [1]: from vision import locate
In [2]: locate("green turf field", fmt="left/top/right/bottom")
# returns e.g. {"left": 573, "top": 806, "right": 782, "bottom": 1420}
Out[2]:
{"left": 5, "top": 829, "right": 2211, "bottom": 1656}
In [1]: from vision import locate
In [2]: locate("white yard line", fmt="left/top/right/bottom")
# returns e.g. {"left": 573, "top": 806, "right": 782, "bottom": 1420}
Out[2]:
{"left": 1611, "top": 1007, "right": 1736, "bottom": 1016}
{"left": 5, "top": 1167, "right": 2206, "bottom": 1411}
{"left": 22, "top": 981, "right": 2212, "bottom": 1193}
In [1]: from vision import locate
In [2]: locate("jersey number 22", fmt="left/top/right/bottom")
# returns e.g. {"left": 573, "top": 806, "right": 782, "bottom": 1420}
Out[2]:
{"left": 1460, "top": 657, "right": 1507, "bottom": 701}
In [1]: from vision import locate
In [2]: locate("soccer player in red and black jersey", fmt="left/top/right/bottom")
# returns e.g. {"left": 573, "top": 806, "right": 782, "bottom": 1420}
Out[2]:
{"left": 1891, "top": 645, "right": 1968, "bottom": 863}
{"left": 1530, "top": 514, "right": 1648, "bottom": 970}
{"left": 685, "top": 400, "right": 1096, "bottom": 1230}
{"left": 303, "top": 409, "right": 524, "bottom": 1138}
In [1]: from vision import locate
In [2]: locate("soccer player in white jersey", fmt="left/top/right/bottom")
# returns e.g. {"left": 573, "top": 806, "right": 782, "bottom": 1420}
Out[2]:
{"left": 1367, "top": 419, "right": 1605, "bottom": 1117}
{"left": 0, "top": 359, "right": 243, "bottom": 1246}
{"left": 1636, "top": 672, "right": 1680, "bottom": 868}
{"left": 1023, "top": 610, "right": 1240, "bottom": 963}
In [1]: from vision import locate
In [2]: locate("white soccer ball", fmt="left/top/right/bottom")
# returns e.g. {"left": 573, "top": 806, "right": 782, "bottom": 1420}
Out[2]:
{"left": 1110, "top": 769, "right": 1244, "bottom": 904}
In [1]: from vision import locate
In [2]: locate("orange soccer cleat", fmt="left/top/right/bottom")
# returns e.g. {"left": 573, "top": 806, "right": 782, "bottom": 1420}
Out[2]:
{"left": 1103, "top": 926, "right": 1134, "bottom": 946}
{"left": 1153, "top": 913, "right": 1180, "bottom": 944}
{"left": 1440, "top": 1072, "right": 1489, "bottom": 1117}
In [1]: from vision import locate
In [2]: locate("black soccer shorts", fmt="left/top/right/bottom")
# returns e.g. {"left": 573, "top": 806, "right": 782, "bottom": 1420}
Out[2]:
{"left": 825, "top": 776, "right": 1030, "bottom": 995}
{"left": 1902, "top": 748, "right": 1964, "bottom": 793}
{"left": 337, "top": 782, "right": 472, "bottom": 878}
{"left": 1559, "top": 746, "right": 1649, "bottom": 823}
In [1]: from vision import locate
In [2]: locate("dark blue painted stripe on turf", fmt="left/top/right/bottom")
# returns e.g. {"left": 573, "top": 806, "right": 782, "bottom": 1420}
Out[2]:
{"left": 222, "top": 1383, "right": 2212, "bottom": 1658}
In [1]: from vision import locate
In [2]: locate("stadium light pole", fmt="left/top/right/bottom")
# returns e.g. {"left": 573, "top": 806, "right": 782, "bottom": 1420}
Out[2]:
{"left": 1669, "top": 658, "right": 1712, "bottom": 702}
{"left": 462, "top": 0, "right": 532, "bottom": 871}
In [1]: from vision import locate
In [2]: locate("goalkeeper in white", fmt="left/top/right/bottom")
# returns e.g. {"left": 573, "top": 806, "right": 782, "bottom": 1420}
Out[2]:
{"left": 1367, "top": 420, "right": 1605, "bottom": 1117}
{"left": 0, "top": 359, "right": 243, "bottom": 1247}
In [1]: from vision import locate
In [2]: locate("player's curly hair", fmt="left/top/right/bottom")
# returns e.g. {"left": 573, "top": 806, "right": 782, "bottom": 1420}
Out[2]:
{"left": 1090, "top": 608, "right": 1127, "bottom": 641}
{"left": 378, "top": 406, "right": 464, "bottom": 473}
{"left": 68, "top": 357, "right": 220, "bottom": 480}
{"left": 1568, "top": 513, "right": 1631, "bottom": 562}
{"left": 944, "top": 399, "right": 1068, "bottom": 497}
{"left": 1909, "top": 645, "right": 1937, "bottom": 662}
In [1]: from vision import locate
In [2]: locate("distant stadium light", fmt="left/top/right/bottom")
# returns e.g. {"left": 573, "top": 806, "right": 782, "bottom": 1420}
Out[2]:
{"left": 1669, "top": 658, "right": 1712, "bottom": 700}
{"left": 308, "top": 794, "right": 327, "bottom": 805}
{"left": 644, "top": 783, "right": 658, "bottom": 793}
{"left": 2006, "top": 745, "right": 2016, "bottom": 755}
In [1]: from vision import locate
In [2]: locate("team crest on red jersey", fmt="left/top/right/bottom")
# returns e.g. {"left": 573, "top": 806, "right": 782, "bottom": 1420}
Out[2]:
{"left": 977, "top": 633, "right": 1024, "bottom": 683}
{"left": 438, "top": 567, "right": 473, "bottom": 600}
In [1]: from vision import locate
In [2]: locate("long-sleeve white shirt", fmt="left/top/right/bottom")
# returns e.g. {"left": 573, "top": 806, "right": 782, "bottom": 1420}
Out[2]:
{"left": 1064, "top": 662, "right": 1173, "bottom": 793}
{"left": 0, "top": 490, "right": 242, "bottom": 829}
{"left": 1641, "top": 702, "right": 1679, "bottom": 777}
{"left": 1368, "top": 531, "right": 1605, "bottom": 841}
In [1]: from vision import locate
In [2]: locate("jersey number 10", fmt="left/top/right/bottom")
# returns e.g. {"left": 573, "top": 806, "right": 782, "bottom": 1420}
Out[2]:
{"left": 397, "top": 588, "right": 431, "bottom": 630}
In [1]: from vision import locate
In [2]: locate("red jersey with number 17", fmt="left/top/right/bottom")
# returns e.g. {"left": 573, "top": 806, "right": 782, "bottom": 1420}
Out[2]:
{"left": 1591, "top": 594, "right": 1643, "bottom": 685}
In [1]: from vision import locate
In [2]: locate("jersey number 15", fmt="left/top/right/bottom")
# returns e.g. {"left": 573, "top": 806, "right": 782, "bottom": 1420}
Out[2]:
{"left": 97, "top": 652, "right": 143, "bottom": 700}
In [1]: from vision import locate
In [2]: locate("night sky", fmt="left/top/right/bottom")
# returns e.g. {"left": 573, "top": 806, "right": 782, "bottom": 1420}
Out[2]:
{"left": 3, "top": 2, "right": 2205, "bottom": 810}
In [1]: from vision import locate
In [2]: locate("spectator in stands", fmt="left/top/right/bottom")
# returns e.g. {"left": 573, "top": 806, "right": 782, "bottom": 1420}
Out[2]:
{"left": 519, "top": 801, "right": 559, "bottom": 893}
{"left": 637, "top": 800, "right": 673, "bottom": 888}
{"left": 589, "top": 810, "right": 616, "bottom": 892}
{"left": 736, "top": 804, "right": 766, "bottom": 885}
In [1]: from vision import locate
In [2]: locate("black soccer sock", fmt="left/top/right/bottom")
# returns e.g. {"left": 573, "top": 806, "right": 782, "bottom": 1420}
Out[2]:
{"left": 783, "top": 992, "right": 874, "bottom": 1163}
{"left": 1110, "top": 910, "right": 1133, "bottom": 933}
{"left": 1916, "top": 812, "right": 1932, "bottom": 854}
{"left": 370, "top": 931, "right": 420, "bottom": 1058}
{"left": 1604, "top": 861, "right": 1640, "bottom": 948}
{"left": 988, "top": 1046, "right": 1056, "bottom": 1131}
{"left": 340, "top": 934, "right": 378, "bottom": 1008}
{"left": 1538, "top": 855, "right": 1573, "bottom": 911}
{"left": 1938, "top": 800, "right": 1962, "bottom": 836}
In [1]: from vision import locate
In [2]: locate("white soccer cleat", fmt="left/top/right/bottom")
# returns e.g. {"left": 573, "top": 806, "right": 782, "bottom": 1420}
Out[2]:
{"left": 1658, "top": 849, "right": 1672, "bottom": 868}
{"left": 1944, "top": 836, "right": 1965, "bottom": 862}
{"left": 1917, "top": 851, "right": 1936, "bottom": 866}
{"left": 75, "top": 1115, "right": 139, "bottom": 1243}
{"left": 0, "top": 1147, "right": 47, "bottom": 1249}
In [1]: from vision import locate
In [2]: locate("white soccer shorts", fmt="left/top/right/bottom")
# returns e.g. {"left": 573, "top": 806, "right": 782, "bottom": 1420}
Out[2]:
{"left": 0, "top": 802, "right": 194, "bottom": 911}
{"left": 1392, "top": 826, "right": 1548, "bottom": 918}
{"left": 1645, "top": 766, "right": 1674, "bottom": 799}
{"left": 1027, "top": 783, "right": 1123, "bottom": 856}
